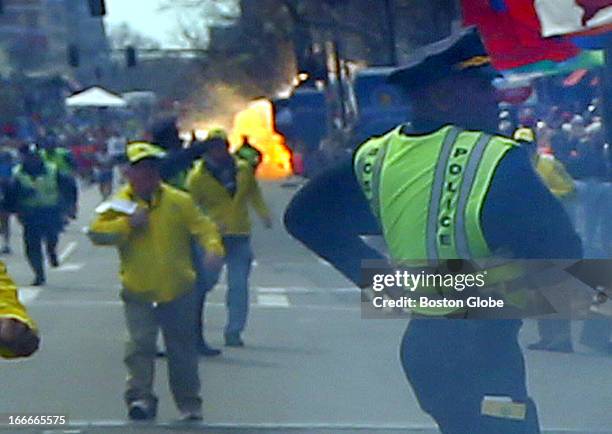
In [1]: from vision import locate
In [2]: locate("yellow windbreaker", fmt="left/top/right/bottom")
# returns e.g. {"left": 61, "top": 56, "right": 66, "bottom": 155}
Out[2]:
{"left": 88, "top": 183, "right": 224, "bottom": 303}
{"left": 0, "top": 262, "right": 36, "bottom": 358}
{"left": 186, "top": 158, "right": 270, "bottom": 235}
{"left": 533, "top": 154, "right": 575, "bottom": 199}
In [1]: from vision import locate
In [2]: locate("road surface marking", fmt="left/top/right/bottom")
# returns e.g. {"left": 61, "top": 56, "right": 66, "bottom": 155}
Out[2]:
{"left": 257, "top": 293, "right": 290, "bottom": 307}
{"left": 55, "top": 263, "right": 84, "bottom": 272}
{"left": 27, "top": 300, "right": 362, "bottom": 312}
{"left": 258, "top": 286, "right": 358, "bottom": 294}
{"left": 59, "top": 241, "right": 78, "bottom": 263}
{"left": 18, "top": 288, "right": 41, "bottom": 305}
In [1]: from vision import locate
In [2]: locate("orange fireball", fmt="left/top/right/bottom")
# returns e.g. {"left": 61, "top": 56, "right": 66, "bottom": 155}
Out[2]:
{"left": 229, "top": 99, "right": 293, "bottom": 180}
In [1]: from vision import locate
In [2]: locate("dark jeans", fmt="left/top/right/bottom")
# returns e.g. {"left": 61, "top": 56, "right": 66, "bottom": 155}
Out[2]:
{"left": 401, "top": 320, "right": 540, "bottom": 434}
{"left": 195, "top": 235, "right": 253, "bottom": 338}
{"left": 22, "top": 223, "right": 59, "bottom": 279}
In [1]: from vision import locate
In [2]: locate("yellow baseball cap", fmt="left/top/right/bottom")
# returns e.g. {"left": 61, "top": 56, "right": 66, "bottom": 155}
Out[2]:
{"left": 513, "top": 127, "right": 535, "bottom": 143}
{"left": 126, "top": 142, "right": 167, "bottom": 164}
{"left": 207, "top": 128, "right": 228, "bottom": 141}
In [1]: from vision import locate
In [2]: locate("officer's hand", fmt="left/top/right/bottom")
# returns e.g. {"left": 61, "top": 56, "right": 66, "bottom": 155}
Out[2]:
{"left": 129, "top": 208, "right": 149, "bottom": 230}
{"left": 0, "top": 318, "right": 39, "bottom": 358}
{"left": 203, "top": 252, "right": 224, "bottom": 273}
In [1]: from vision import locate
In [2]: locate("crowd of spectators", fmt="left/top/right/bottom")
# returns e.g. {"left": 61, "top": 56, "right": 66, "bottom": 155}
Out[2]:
{"left": 499, "top": 99, "right": 608, "bottom": 181}
{"left": 0, "top": 110, "right": 143, "bottom": 183}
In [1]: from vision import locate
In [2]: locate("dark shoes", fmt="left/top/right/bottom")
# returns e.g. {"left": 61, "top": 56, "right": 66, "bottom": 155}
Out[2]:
{"left": 157, "top": 341, "right": 223, "bottom": 357}
{"left": 197, "top": 341, "right": 222, "bottom": 357}
{"left": 179, "top": 409, "right": 203, "bottom": 422}
{"left": 128, "top": 400, "right": 156, "bottom": 421}
{"left": 31, "top": 275, "right": 46, "bottom": 286}
{"left": 224, "top": 332, "right": 244, "bottom": 347}
{"left": 49, "top": 252, "right": 59, "bottom": 268}
{"left": 527, "top": 339, "right": 573, "bottom": 353}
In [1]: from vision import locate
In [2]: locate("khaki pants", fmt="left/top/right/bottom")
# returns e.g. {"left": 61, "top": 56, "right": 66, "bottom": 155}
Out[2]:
{"left": 122, "top": 290, "right": 201, "bottom": 414}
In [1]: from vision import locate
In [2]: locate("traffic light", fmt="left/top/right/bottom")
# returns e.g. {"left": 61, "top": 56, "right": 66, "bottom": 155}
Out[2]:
{"left": 67, "top": 44, "right": 80, "bottom": 68}
{"left": 88, "top": 0, "right": 106, "bottom": 17}
{"left": 125, "top": 46, "right": 137, "bottom": 67}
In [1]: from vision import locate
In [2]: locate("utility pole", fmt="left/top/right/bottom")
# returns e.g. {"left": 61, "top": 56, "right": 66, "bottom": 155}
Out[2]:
{"left": 602, "top": 40, "right": 612, "bottom": 180}
{"left": 383, "top": 0, "right": 398, "bottom": 66}
{"left": 604, "top": 41, "right": 612, "bottom": 148}
{"left": 332, "top": 35, "right": 346, "bottom": 129}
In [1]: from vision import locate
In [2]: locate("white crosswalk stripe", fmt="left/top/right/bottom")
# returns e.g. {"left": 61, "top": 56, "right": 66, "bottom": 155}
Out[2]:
{"left": 54, "top": 263, "right": 85, "bottom": 272}
{"left": 59, "top": 241, "right": 78, "bottom": 263}
{"left": 18, "top": 288, "right": 41, "bottom": 305}
{"left": 256, "top": 293, "right": 290, "bottom": 307}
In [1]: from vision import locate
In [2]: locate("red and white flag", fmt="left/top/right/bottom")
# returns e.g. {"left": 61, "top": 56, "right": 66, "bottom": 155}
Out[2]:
{"left": 535, "top": 0, "right": 612, "bottom": 37}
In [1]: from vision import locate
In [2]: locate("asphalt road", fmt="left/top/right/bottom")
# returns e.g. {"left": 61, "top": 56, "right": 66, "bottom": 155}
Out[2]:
{"left": 0, "top": 180, "right": 611, "bottom": 434}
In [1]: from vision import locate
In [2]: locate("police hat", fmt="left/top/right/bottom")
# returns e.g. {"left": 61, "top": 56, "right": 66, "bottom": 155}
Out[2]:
{"left": 126, "top": 142, "right": 166, "bottom": 165}
{"left": 388, "top": 27, "right": 499, "bottom": 89}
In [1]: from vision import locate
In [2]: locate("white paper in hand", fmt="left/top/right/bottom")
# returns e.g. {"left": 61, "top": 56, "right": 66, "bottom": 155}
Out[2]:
{"left": 95, "top": 199, "right": 138, "bottom": 215}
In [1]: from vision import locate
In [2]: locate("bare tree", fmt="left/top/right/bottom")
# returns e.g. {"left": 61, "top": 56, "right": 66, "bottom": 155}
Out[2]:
{"left": 107, "top": 23, "right": 162, "bottom": 50}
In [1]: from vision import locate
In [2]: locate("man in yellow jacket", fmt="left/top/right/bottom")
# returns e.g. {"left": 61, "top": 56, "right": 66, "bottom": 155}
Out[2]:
{"left": 514, "top": 127, "right": 576, "bottom": 353}
{"left": 0, "top": 262, "right": 39, "bottom": 359}
{"left": 187, "top": 131, "right": 272, "bottom": 347}
{"left": 88, "top": 142, "right": 224, "bottom": 421}
{"left": 514, "top": 127, "right": 575, "bottom": 199}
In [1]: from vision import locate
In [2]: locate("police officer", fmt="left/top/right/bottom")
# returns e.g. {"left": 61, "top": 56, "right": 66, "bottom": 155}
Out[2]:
{"left": 284, "top": 29, "right": 581, "bottom": 433}
{"left": 7, "top": 145, "right": 77, "bottom": 286}
{"left": 39, "top": 135, "right": 76, "bottom": 176}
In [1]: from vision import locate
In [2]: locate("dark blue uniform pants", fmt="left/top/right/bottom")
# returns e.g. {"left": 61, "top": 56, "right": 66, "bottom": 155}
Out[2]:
{"left": 400, "top": 319, "right": 540, "bottom": 434}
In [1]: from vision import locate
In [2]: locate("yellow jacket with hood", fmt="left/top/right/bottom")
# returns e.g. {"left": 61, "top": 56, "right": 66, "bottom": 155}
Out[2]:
{"left": 186, "top": 158, "right": 270, "bottom": 235}
{"left": 533, "top": 153, "right": 575, "bottom": 199}
{"left": 0, "top": 262, "right": 36, "bottom": 358}
{"left": 88, "top": 183, "right": 224, "bottom": 303}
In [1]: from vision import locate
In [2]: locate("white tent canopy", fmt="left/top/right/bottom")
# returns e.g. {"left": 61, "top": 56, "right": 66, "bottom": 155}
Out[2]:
{"left": 65, "top": 86, "right": 127, "bottom": 108}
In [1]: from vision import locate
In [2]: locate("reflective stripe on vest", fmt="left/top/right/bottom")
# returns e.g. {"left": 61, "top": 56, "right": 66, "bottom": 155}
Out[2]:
{"left": 354, "top": 131, "right": 392, "bottom": 221}
{"left": 14, "top": 163, "right": 60, "bottom": 208}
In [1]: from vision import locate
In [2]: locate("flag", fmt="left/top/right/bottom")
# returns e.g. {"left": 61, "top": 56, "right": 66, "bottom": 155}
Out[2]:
{"left": 535, "top": 0, "right": 612, "bottom": 37}
{"left": 462, "top": 0, "right": 581, "bottom": 70}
